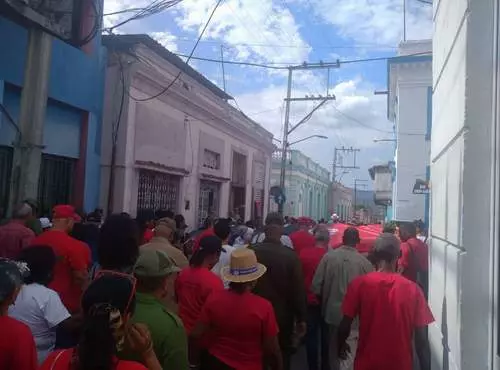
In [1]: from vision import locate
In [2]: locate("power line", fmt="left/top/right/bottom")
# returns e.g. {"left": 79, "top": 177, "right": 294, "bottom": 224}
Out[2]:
{"left": 172, "top": 51, "right": 432, "bottom": 70}
{"left": 415, "top": 0, "right": 432, "bottom": 4}
{"left": 129, "top": 0, "right": 224, "bottom": 102}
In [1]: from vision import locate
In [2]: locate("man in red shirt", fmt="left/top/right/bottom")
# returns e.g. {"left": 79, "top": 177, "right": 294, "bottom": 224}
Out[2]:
{"left": 299, "top": 226, "right": 328, "bottom": 370}
{"left": 289, "top": 218, "right": 315, "bottom": 255}
{"left": 398, "top": 222, "right": 429, "bottom": 298}
{"left": 338, "top": 233, "right": 433, "bottom": 370}
{"left": 192, "top": 216, "right": 216, "bottom": 254}
{"left": 0, "top": 203, "right": 35, "bottom": 259}
{"left": 32, "top": 205, "right": 90, "bottom": 314}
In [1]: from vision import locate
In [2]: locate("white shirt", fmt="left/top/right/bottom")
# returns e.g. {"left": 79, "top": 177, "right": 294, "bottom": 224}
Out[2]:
{"left": 9, "top": 283, "right": 70, "bottom": 364}
{"left": 212, "top": 244, "right": 236, "bottom": 289}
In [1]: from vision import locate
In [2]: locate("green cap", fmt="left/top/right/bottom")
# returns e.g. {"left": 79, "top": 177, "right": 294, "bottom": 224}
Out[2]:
{"left": 133, "top": 249, "right": 181, "bottom": 277}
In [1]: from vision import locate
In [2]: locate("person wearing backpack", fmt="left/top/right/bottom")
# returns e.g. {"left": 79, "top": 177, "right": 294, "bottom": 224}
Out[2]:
{"left": 398, "top": 222, "right": 429, "bottom": 299}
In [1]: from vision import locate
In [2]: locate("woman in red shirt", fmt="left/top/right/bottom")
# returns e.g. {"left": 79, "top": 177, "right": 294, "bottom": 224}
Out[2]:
{"left": 0, "top": 259, "right": 37, "bottom": 370}
{"left": 176, "top": 235, "right": 224, "bottom": 334}
{"left": 191, "top": 248, "right": 282, "bottom": 370}
{"left": 40, "top": 273, "right": 162, "bottom": 370}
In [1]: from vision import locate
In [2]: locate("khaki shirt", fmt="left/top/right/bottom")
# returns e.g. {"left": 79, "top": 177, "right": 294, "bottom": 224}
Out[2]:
{"left": 141, "top": 237, "right": 189, "bottom": 313}
{"left": 312, "top": 245, "right": 373, "bottom": 326}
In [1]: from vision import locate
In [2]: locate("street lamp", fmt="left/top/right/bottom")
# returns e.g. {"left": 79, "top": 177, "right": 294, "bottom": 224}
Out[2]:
{"left": 287, "top": 135, "right": 328, "bottom": 147}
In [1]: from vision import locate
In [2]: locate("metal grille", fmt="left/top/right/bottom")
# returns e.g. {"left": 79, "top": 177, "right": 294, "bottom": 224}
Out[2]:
{"left": 137, "top": 170, "right": 180, "bottom": 214}
{"left": 198, "top": 181, "right": 219, "bottom": 227}
{"left": 0, "top": 146, "right": 13, "bottom": 218}
{"left": 38, "top": 154, "right": 76, "bottom": 217}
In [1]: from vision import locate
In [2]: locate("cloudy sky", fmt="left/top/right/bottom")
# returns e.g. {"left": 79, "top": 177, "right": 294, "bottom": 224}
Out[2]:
{"left": 103, "top": 0, "right": 432, "bottom": 188}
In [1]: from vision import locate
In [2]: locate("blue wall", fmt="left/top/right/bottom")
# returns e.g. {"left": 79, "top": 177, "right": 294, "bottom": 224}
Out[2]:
{"left": 0, "top": 16, "right": 105, "bottom": 211}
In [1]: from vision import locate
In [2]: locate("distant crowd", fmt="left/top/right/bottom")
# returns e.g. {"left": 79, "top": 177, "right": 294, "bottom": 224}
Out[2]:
{"left": 0, "top": 201, "right": 431, "bottom": 370}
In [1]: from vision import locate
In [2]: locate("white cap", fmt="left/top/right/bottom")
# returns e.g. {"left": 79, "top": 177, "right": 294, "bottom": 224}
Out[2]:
{"left": 40, "top": 217, "right": 52, "bottom": 229}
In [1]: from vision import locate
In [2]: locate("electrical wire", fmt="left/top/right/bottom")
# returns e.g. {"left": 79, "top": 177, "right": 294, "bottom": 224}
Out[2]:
{"left": 415, "top": 0, "right": 432, "bottom": 4}
{"left": 129, "top": 0, "right": 224, "bottom": 102}
{"left": 75, "top": 0, "right": 101, "bottom": 46}
{"left": 105, "top": 0, "right": 184, "bottom": 32}
{"left": 0, "top": 102, "right": 21, "bottom": 139}
{"left": 172, "top": 51, "right": 432, "bottom": 69}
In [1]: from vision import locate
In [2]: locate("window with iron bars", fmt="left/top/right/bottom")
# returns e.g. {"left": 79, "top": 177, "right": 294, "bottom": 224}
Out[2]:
{"left": 137, "top": 169, "right": 180, "bottom": 215}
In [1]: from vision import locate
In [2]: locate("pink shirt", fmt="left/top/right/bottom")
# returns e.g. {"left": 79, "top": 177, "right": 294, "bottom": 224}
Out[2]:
{"left": 0, "top": 220, "right": 35, "bottom": 259}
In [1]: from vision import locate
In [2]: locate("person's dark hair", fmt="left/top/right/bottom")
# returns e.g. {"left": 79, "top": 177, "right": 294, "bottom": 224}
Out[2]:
{"left": 245, "top": 220, "right": 255, "bottom": 229}
{"left": 383, "top": 222, "right": 397, "bottom": 234}
{"left": 174, "top": 214, "right": 186, "bottom": 229}
{"left": 156, "top": 209, "right": 174, "bottom": 220}
{"left": 190, "top": 235, "right": 222, "bottom": 267}
{"left": 229, "top": 281, "right": 251, "bottom": 294}
{"left": 399, "top": 222, "right": 417, "bottom": 241}
{"left": 202, "top": 216, "right": 215, "bottom": 229}
{"left": 76, "top": 275, "right": 136, "bottom": 370}
{"left": 98, "top": 214, "right": 140, "bottom": 270}
{"left": 414, "top": 219, "right": 425, "bottom": 231}
{"left": 214, "top": 218, "right": 231, "bottom": 241}
{"left": 17, "top": 246, "right": 56, "bottom": 285}
{"left": 265, "top": 212, "right": 284, "bottom": 226}
{"left": 136, "top": 275, "right": 166, "bottom": 293}
{"left": 343, "top": 227, "right": 360, "bottom": 246}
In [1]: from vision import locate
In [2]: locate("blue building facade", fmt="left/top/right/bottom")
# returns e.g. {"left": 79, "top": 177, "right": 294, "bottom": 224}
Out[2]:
{"left": 0, "top": 16, "right": 105, "bottom": 215}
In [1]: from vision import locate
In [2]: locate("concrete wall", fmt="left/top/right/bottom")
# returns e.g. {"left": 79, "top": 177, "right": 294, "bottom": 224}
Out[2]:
{"left": 0, "top": 16, "right": 105, "bottom": 212}
{"left": 430, "top": 0, "right": 497, "bottom": 369}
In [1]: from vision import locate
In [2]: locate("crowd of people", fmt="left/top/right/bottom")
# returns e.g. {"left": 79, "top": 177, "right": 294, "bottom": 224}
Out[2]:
{"left": 0, "top": 200, "right": 432, "bottom": 370}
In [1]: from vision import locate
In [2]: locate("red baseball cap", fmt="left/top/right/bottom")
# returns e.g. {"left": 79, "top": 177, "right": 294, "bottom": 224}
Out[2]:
{"left": 52, "top": 205, "right": 81, "bottom": 222}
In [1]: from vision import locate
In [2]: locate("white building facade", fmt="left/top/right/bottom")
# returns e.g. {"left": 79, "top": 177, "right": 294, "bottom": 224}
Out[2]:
{"left": 101, "top": 35, "right": 274, "bottom": 228}
{"left": 387, "top": 41, "right": 432, "bottom": 224}
{"left": 270, "top": 150, "right": 330, "bottom": 220}
{"left": 430, "top": 0, "right": 500, "bottom": 369}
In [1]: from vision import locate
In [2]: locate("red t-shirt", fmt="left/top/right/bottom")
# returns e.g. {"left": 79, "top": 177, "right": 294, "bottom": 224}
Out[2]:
{"left": 40, "top": 349, "right": 146, "bottom": 370}
{"left": 289, "top": 230, "right": 315, "bottom": 255}
{"left": 0, "top": 316, "right": 37, "bottom": 370}
{"left": 193, "top": 228, "right": 215, "bottom": 253}
{"left": 143, "top": 228, "right": 154, "bottom": 243}
{"left": 299, "top": 247, "right": 327, "bottom": 305}
{"left": 32, "top": 230, "right": 91, "bottom": 313}
{"left": 342, "top": 272, "right": 434, "bottom": 370}
{"left": 398, "top": 238, "right": 429, "bottom": 282}
{"left": 200, "top": 290, "right": 279, "bottom": 370}
{"left": 175, "top": 266, "right": 224, "bottom": 333}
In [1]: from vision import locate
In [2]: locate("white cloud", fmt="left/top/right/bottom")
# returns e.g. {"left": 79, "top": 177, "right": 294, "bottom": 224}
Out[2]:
{"left": 235, "top": 78, "right": 394, "bottom": 173}
{"left": 149, "top": 32, "right": 178, "bottom": 52}
{"left": 173, "top": 0, "right": 311, "bottom": 64}
{"left": 308, "top": 0, "right": 432, "bottom": 46}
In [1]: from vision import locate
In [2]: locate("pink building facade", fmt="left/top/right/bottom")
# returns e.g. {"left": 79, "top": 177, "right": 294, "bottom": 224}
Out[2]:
{"left": 101, "top": 35, "right": 274, "bottom": 228}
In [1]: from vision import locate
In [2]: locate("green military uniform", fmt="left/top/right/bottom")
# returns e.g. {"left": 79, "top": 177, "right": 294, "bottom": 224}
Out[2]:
{"left": 121, "top": 248, "right": 188, "bottom": 370}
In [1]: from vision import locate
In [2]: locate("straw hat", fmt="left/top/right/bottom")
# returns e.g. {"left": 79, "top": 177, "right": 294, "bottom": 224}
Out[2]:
{"left": 222, "top": 248, "right": 267, "bottom": 283}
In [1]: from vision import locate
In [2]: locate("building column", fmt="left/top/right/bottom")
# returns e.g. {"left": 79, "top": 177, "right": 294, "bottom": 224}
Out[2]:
{"left": 244, "top": 152, "right": 253, "bottom": 222}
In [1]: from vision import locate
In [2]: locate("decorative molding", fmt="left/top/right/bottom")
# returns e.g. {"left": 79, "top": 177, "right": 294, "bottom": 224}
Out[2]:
{"left": 200, "top": 173, "right": 231, "bottom": 182}
{"left": 135, "top": 160, "right": 190, "bottom": 176}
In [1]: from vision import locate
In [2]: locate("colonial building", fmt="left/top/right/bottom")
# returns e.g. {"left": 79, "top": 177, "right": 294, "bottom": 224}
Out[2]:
{"left": 270, "top": 150, "right": 330, "bottom": 220}
{"left": 101, "top": 35, "right": 274, "bottom": 228}
{"left": 330, "top": 181, "right": 353, "bottom": 221}
{"left": 0, "top": 13, "right": 105, "bottom": 216}
{"left": 387, "top": 40, "right": 432, "bottom": 224}
{"left": 369, "top": 162, "right": 393, "bottom": 221}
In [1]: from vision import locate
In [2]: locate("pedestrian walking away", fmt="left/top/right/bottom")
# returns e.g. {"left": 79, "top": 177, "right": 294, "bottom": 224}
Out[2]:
{"left": 0, "top": 203, "right": 35, "bottom": 259}
{"left": 211, "top": 218, "right": 236, "bottom": 288}
{"left": 120, "top": 248, "right": 188, "bottom": 370}
{"left": 0, "top": 259, "right": 37, "bottom": 370}
{"left": 299, "top": 227, "right": 329, "bottom": 370}
{"left": 337, "top": 233, "right": 434, "bottom": 370}
{"left": 250, "top": 212, "right": 307, "bottom": 370}
{"left": 190, "top": 248, "right": 283, "bottom": 370}
{"left": 311, "top": 227, "right": 373, "bottom": 370}
{"left": 39, "top": 273, "right": 163, "bottom": 370}
{"left": 9, "top": 246, "right": 76, "bottom": 364}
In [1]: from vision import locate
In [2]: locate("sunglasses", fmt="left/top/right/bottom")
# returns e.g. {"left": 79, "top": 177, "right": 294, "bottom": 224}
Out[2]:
{"left": 94, "top": 269, "right": 137, "bottom": 316}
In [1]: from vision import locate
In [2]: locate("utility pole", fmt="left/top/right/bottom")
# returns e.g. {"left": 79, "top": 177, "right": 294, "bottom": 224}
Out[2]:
{"left": 354, "top": 179, "right": 368, "bottom": 220}
{"left": 278, "top": 61, "right": 340, "bottom": 215}
{"left": 220, "top": 44, "right": 226, "bottom": 93}
{"left": 9, "top": 28, "right": 52, "bottom": 213}
{"left": 331, "top": 147, "right": 360, "bottom": 217}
